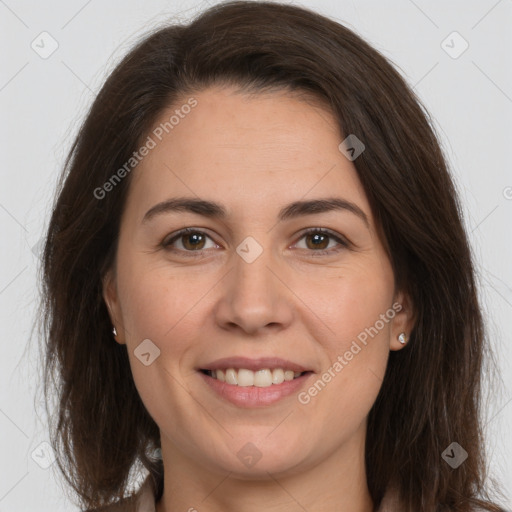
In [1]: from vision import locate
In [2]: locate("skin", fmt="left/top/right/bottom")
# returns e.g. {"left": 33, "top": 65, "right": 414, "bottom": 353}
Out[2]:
{"left": 103, "top": 84, "right": 414, "bottom": 512}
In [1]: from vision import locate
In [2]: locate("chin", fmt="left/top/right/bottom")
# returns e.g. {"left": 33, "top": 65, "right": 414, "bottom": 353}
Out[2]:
{"left": 203, "top": 435, "right": 310, "bottom": 478}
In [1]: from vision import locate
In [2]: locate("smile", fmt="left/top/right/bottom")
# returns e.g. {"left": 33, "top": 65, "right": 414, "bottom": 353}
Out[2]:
{"left": 198, "top": 369, "right": 313, "bottom": 408}
{"left": 200, "top": 368, "right": 308, "bottom": 387}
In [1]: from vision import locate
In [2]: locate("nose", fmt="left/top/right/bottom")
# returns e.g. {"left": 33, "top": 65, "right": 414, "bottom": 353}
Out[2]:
{"left": 213, "top": 237, "right": 294, "bottom": 336}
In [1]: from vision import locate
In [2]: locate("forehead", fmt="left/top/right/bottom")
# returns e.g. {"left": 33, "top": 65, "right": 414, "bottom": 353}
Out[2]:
{"left": 122, "top": 85, "right": 371, "bottom": 225}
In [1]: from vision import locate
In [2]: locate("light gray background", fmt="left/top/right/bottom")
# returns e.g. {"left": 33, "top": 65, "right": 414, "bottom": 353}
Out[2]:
{"left": 1, "top": 0, "right": 511, "bottom": 510}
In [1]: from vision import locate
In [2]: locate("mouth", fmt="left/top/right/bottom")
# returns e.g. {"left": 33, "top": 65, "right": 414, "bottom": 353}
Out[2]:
{"left": 199, "top": 368, "right": 312, "bottom": 387}
{"left": 197, "top": 357, "right": 315, "bottom": 407}
{"left": 196, "top": 356, "right": 315, "bottom": 407}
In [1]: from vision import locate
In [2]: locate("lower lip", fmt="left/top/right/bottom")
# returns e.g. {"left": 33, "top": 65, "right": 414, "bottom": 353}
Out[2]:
{"left": 199, "top": 371, "right": 313, "bottom": 408}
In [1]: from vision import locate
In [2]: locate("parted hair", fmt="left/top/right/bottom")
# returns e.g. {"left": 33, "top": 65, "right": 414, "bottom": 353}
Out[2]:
{"left": 40, "top": 1, "right": 507, "bottom": 510}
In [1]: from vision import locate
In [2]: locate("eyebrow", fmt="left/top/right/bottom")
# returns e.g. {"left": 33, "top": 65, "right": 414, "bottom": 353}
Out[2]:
{"left": 142, "top": 196, "right": 369, "bottom": 227}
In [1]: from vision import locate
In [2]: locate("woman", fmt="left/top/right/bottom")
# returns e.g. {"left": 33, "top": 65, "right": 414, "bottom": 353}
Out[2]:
{"left": 40, "top": 1, "right": 508, "bottom": 511}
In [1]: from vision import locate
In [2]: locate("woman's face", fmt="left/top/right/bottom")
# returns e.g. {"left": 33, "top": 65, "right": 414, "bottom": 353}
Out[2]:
{"left": 103, "top": 85, "right": 412, "bottom": 477}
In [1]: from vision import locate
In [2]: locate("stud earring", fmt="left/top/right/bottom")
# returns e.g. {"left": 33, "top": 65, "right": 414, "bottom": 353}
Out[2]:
{"left": 398, "top": 332, "right": 407, "bottom": 345}
{"left": 112, "top": 326, "right": 117, "bottom": 337}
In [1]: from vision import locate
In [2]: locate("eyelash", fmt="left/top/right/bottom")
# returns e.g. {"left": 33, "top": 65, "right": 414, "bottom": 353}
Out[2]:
{"left": 161, "top": 227, "right": 349, "bottom": 258}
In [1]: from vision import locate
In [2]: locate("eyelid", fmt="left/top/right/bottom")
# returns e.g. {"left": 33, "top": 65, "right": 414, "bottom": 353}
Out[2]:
{"left": 161, "top": 226, "right": 349, "bottom": 255}
{"left": 291, "top": 227, "right": 349, "bottom": 255}
{"left": 161, "top": 227, "right": 219, "bottom": 250}
{"left": 294, "top": 227, "right": 349, "bottom": 246}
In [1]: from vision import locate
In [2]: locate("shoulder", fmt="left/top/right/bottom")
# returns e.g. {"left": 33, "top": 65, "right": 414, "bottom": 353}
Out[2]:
{"left": 376, "top": 486, "right": 510, "bottom": 512}
{"left": 376, "top": 485, "right": 400, "bottom": 512}
{"left": 83, "top": 476, "right": 156, "bottom": 512}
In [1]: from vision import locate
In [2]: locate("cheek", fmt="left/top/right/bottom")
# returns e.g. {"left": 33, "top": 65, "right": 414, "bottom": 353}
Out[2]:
{"left": 115, "top": 266, "right": 199, "bottom": 412}
{"left": 117, "top": 268, "right": 199, "bottom": 434}
{"left": 316, "top": 258, "right": 395, "bottom": 351}
{"left": 116, "top": 258, "right": 217, "bottom": 377}
{"left": 298, "top": 259, "right": 393, "bottom": 427}
{"left": 118, "top": 261, "right": 200, "bottom": 345}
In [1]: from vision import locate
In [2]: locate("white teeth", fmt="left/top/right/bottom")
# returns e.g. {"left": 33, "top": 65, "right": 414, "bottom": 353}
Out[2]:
{"left": 272, "top": 368, "right": 284, "bottom": 384}
{"left": 237, "top": 368, "right": 254, "bottom": 387}
{"left": 208, "top": 368, "right": 305, "bottom": 386}
{"left": 225, "top": 368, "right": 238, "bottom": 385}
{"left": 254, "top": 369, "right": 272, "bottom": 387}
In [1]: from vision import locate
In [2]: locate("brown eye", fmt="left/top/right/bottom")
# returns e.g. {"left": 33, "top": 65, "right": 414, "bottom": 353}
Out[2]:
{"left": 163, "top": 228, "right": 217, "bottom": 253}
{"left": 304, "top": 232, "right": 330, "bottom": 250}
{"left": 294, "top": 228, "right": 348, "bottom": 255}
{"left": 180, "top": 232, "right": 206, "bottom": 250}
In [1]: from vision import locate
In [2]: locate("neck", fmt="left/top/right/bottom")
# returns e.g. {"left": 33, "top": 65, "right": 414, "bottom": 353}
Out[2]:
{"left": 155, "top": 427, "right": 374, "bottom": 512}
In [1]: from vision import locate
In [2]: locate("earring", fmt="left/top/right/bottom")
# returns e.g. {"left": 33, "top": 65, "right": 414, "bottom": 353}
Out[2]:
{"left": 112, "top": 326, "right": 117, "bottom": 337}
{"left": 398, "top": 332, "right": 407, "bottom": 345}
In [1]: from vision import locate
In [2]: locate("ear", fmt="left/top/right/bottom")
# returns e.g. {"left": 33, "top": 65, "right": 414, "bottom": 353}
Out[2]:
{"left": 102, "top": 267, "right": 126, "bottom": 345}
{"left": 389, "top": 290, "right": 415, "bottom": 351}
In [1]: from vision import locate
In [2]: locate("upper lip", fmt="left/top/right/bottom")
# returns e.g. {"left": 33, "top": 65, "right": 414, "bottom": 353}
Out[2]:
{"left": 198, "top": 356, "right": 313, "bottom": 373}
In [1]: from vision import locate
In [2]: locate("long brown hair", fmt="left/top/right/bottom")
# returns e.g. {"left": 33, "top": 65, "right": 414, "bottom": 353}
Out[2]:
{"left": 39, "top": 1, "right": 507, "bottom": 510}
